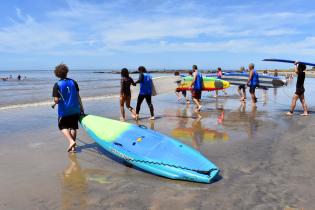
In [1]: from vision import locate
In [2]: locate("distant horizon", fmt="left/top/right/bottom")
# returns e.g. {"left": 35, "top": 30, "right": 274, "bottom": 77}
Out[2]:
{"left": 0, "top": 67, "right": 297, "bottom": 72}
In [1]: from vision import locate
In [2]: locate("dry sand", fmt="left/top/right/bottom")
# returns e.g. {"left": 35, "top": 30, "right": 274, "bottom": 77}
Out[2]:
{"left": 1, "top": 84, "right": 315, "bottom": 210}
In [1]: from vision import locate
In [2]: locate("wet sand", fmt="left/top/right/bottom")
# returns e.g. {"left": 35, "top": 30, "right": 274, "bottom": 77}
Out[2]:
{"left": 1, "top": 83, "right": 315, "bottom": 210}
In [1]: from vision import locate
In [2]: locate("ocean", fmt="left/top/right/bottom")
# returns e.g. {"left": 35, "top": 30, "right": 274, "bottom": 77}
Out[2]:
{"left": 0, "top": 70, "right": 169, "bottom": 109}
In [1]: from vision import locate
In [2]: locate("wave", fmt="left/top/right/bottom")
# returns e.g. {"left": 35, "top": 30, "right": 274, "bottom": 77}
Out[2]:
{"left": 0, "top": 94, "right": 120, "bottom": 111}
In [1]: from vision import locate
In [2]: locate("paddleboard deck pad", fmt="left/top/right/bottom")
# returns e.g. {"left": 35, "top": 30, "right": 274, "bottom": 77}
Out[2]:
{"left": 176, "top": 76, "right": 230, "bottom": 91}
{"left": 80, "top": 115, "right": 220, "bottom": 183}
{"left": 207, "top": 73, "right": 286, "bottom": 88}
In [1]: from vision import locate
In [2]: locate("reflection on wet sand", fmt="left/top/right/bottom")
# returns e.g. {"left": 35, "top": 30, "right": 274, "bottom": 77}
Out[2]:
{"left": 171, "top": 106, "right": 230, "bottom": 150}
{"left": 61, "top": 152, "right": 118, "bottom": 209}
{"left": 61, "top": 153, "right": 87, "bottom": 210}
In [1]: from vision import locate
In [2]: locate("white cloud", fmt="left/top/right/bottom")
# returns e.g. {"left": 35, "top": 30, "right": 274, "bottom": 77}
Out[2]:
{"left": 0, "top": 0, "right": 315, "bottom": 57}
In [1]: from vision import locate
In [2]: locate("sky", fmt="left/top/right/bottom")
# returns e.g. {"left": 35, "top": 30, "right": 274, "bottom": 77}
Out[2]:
{"left": 1, "top": 0, "right": 315, "bottom": 70}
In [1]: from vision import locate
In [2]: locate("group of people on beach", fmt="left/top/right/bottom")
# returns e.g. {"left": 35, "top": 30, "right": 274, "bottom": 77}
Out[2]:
{"left": 1, "top": 74, "right": 25, "bottom": 81}
{"left": 52, "top": 61, "right": 308, "bottom": 152}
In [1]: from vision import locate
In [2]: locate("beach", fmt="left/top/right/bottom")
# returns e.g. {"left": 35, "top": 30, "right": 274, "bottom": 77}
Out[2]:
{"left": 1, "top": 77, "right": 315, "bottom": 210}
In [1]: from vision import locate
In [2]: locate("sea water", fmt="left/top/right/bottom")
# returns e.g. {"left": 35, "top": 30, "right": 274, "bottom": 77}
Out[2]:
{"left": 0, "top": 70, "right": 169, "bottom": 109}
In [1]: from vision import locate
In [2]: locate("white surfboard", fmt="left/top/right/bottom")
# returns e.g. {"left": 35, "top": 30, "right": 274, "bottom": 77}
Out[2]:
{"left": 131, "top": 75, "right": 179, "bottom": 97}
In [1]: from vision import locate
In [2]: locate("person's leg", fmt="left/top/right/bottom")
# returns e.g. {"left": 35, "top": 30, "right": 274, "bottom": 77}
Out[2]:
{"left": 136, "top": 94, "right": 145, "bottom": 120}
{"left": 242, "top": 87, "right": 246, "bottom": 100}
{"left": 286, "top": 94, "right": 299, "bottom": 115}
{"left": 299, "top": 94, "right": 308, "bottom": 116}
{"left": 182, "top": 90, "right": 187, "bottom": 98}
{"left": 237, "top": 86, "right": 242, "bottom": 96}
{"left": 250, "top": 86, "right": 257, "bottom": 105}
{"left": 69, "top": 129, "right": 77, "bottom": 152}
{"left": 184, "top": 90, "right": 190, "bottom": 104}
{"left": 70, "top": 129, "right": 77, "bottom": 140}
{"left": 215, "top": 90, "right": 218, "bottom": 97}
{"left": 197, "top": 99, "right": 202, "bottom": 111}
{"left": 120, "top": 95, "right": 126, "bottom": 121}
{"left": 145, "top": 95, "right": 154, "bottom": 119}
{"left": 175, "top": 91, "right": 181, "bottom": 100}
{"left": 125, "top": 95, "right": 136, "bottom": 118}
{"left": 61, "top": 129, "right": 76, "bottom": 152}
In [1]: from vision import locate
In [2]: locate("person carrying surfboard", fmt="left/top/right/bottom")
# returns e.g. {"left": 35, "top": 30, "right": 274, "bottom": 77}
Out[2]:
{"left": 135, "top": 66, "right": 155, "bottom": 120}
{"left": 286, "top": 62, "right": 308, "bottom": 116}
{"left": 190, "top": 65, "right": 203, "bottom": 112}
{"left": 52, "top": 64, "right": 84, "bottom": 152}
{"left": 174, "top": 71, "right": 190, "bottom": 104}
{"left": 246, "top": 63, "right": 258, "bottom": 106}
{"left": 120, "top": 68, "right": 137, "bottom": 121}
{"left": 214, "top": 67, "right": 227, "bottom": 97}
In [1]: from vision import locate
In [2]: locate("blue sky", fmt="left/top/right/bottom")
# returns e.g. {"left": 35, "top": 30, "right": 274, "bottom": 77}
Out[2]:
{"left": 1, "top": 0, "right": 315, "bottom": 70}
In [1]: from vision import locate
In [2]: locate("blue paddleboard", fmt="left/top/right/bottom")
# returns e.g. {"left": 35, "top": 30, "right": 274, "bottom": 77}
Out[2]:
{"left": 80, "top": 115, "right": 220, "bottom": 183}
{"left": 262, "top": 59, "right": 315, "bottom": 67}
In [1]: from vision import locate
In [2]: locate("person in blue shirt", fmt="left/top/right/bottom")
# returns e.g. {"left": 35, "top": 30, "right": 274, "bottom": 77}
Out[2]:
{"left": 246, "top": 63, "right": 258, "bottom": 106}
{"left": 52, "top": 64, "right": 84, "bottom": 152}
{"left": 190, "top": 65, "right": 203, "bottom": 112}
{"left": 135, "top": 66, "right": 154, "bottom": 120}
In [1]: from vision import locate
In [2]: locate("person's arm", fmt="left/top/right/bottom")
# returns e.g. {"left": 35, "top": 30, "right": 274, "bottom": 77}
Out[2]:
{"left": 131, "top": 77, "right": 136, "bottom": 86}
{"left": 52, "top": 97, "right": 59, "bottom": 109}
{"left": 78, "top": 93, "right": 84, "bottom": 114}
{"left": 52, "top": 83, "right": 60, "bottom": 109}
{"left": 247, "top": 70, "right": 253, "bottom": 86}
{"left": 294, "top": 61, "right": 299, "bottom": 74}
{"left": 191, "top": 72, "right": 197, "bottom": 87}
{"left": 135, "top": 73, "right": 144, "bottom": 84}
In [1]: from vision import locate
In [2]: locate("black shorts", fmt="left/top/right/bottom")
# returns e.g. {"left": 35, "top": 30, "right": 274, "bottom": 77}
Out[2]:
{"left": 249, "top": 85, "right": 257, "bottom": 94}
{"left": 238, "top": 85, "right": 246, "bottom": 90}
{"left": 192, "top": 90, "right": 202, "bottom": 99}
{"left": 58, "top": 114, "right": 79, "bottom": 130}
{"left": 295, "top": 88, "right": 305, "bottom": 96}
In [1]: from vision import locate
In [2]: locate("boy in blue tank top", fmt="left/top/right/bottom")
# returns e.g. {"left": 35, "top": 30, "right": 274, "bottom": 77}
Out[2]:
{"left": 246, "top": 63, "right": 258, "bottom": 106}
{"left": 135, "top": 66, "right": 154, "bottom": 120}
{"left": 52, "top": 64, "right": 84, "bottom": 152}
{"left": 190, "top": 65, "right": 203, "bottom": 112}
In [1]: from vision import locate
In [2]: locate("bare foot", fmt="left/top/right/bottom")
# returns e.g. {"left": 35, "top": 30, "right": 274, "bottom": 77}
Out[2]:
{"left": 135, "top": 114, "right": 139, "bottom": 121}
{"left": 120, "top": 117, "right": 126, "bottom": 122}
{"left": 300, "top": 112, "right": 308, "bottom": 116}
{"left": 67, "top": 142, "right": 76, "bottom": 152}
{"left": 286, "top": 112, "right": 293, "bottom": 116}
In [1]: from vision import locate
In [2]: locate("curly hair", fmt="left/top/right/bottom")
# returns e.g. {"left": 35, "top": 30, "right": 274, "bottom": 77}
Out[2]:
{"left": 54, "top": 64, "right": 69, "bottom": 79}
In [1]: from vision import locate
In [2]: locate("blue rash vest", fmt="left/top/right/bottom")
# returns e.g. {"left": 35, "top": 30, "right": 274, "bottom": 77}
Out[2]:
{"left": 139, "top": 73, "right": 152, "bottom": 95}
{"left": 57, "top": 79, "right": 81, "bottom": 117}
{"left": 193, "top": 72, "right": 203, "bottom": 91}
{"left": 250, "top": 69, "right": 259, "bottom": 86}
